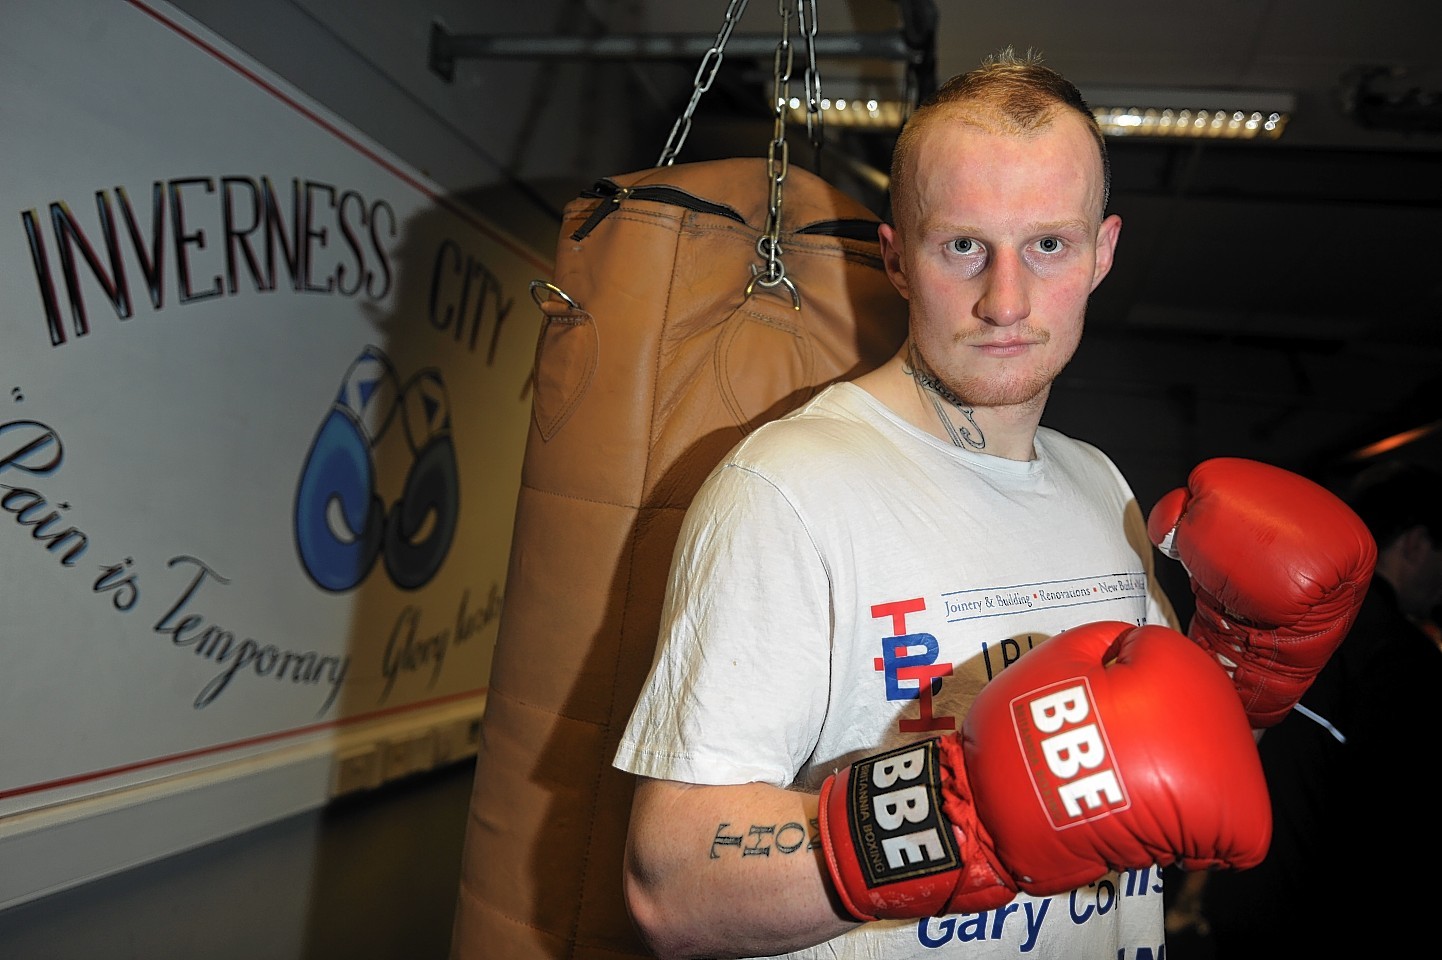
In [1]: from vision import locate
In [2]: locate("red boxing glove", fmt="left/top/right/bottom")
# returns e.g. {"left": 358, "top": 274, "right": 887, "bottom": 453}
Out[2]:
{"left": 818, "top": 621, "right": 1270, "bottom": 921}
{"left": 1148, "top": 457, "right": 1376, "bottom": 728}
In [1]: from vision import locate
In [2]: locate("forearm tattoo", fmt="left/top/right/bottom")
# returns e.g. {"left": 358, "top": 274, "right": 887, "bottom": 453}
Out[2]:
{"left": 709, "top": 817, "right": 821, "bottom": 859}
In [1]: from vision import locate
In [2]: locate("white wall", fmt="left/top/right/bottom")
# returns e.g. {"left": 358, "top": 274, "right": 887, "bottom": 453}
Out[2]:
{"left": 0, "top": 1, "right": 596, "bottom": 954}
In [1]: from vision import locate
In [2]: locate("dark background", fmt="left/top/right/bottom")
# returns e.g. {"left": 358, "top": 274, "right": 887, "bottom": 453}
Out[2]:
{"left": 453, "top": 0, "right": 1442, "bottom": 507}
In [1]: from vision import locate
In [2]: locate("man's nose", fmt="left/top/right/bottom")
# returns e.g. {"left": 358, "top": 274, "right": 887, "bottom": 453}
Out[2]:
{"left": 976, "top": 251, "right": 1031, "bottom": 326}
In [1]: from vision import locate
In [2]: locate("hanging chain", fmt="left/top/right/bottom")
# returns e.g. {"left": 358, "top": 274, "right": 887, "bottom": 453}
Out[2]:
{"left": 755, "top": 0, "right": 792, "bottom": 291}
{"left": 746, "top": 0, "right": 820, "bottom": 309}
{"left": 656, "top": 0, "right": 750, "bottom": 167}
{"left": 657, "top": 0, "right": 824, "bottom": 308}
{"left": 797, "top": 0, "right": 825, "bottom": 162}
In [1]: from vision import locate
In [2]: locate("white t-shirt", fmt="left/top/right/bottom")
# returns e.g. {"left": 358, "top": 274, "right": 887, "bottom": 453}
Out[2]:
{"left": 615, "top": 382, "right": 1178, "bottom": 959}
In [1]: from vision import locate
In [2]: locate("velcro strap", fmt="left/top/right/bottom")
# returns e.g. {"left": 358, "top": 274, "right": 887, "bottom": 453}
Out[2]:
{"left": 842, "top": 739, "right": 962, "bottom": 889}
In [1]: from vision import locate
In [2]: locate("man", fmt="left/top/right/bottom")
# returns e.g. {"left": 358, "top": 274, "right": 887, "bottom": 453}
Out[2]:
{"left": 1173, "top": 460, "right": 1442, "bottom": 958}
{"left": 613, "top": 49, "right": 1373, "bottom": 959}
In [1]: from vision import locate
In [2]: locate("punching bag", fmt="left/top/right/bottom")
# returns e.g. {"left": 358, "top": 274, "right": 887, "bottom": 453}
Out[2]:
{"left": 451, "top": 157, "right": 908, "bottom": 959}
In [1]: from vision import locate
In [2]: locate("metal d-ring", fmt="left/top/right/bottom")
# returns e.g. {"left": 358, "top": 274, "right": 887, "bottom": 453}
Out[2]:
{"left": 529, "top": 279, "right": 580, "bottom": 310}
{"left": 744, "top": 264, "right": 801, "bottom": 310}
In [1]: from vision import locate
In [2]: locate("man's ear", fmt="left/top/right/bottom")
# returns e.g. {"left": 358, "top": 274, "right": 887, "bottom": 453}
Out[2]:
{"left": 1090, "top": 213, "right": 1123, "bottom": 292}
{"left": 878, "top": 222, "right": 910, "bottom": 300}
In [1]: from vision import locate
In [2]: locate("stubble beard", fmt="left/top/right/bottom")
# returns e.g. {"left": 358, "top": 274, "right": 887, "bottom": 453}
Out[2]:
{"left": 947, "top": 369, "right": 1052, "bottom": 411}
{"left": 927, "top": 328, "right": 1073, "bottom": 412}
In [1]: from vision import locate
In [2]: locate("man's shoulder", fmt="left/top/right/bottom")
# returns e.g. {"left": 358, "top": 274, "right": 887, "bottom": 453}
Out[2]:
{"left": 1035, "top": 423, "right": 1115, "bottom": 463}
{"left": 1035, "top": 425, "right": 1132, "bottom": 491}
{"left": 735, "top": 383, "right": 897, "bottom": 459}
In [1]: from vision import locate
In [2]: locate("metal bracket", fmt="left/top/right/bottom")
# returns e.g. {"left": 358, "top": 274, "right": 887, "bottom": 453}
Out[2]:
{"left": 427, "top": 19, "right": 930, "bottom": 85}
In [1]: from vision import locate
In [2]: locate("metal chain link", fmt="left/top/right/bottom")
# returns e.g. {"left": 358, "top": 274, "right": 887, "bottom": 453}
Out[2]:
{"left": 656, "top": 0, "right": 825, "bottom": 308}
{"left": 752, "top": 0, "right": 793, "bottom": 297}
{"left": 656, "top": 0, "right": 750, "bottom": 167}
{"left": 798, "top": 0, "right": 825, "bottom": 160}
{"left": 746, "top": 0, "right": 823, "bottom": 308}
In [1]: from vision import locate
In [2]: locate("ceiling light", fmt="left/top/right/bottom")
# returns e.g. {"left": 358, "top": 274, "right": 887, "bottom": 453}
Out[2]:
{"left": 1084, "top": 87, "right": 1295, "bottom": 141}
{"left": 1348, "top": 420, "right": 1442, "bottom": 461}
{"left": 779, "top": 86, "right": 1297, "bottom": 140}
{"left": 782, "top": 97, "right": 910, "bottom": 130}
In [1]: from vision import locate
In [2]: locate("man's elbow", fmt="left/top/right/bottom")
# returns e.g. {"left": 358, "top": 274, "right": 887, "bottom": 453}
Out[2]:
{"left": 622, "top": 861, "right": 668, "bottom": 958}
{"left": 622, "top": 852, "right": 694, "bottom": 960}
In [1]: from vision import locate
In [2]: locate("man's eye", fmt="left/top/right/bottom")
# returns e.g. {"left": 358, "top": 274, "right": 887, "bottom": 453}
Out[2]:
{"left": 1036, "top": 236, "right": 1063, "bottom": 254}
{"left": 949, "top": 238, "right": 979, "bottom": 255}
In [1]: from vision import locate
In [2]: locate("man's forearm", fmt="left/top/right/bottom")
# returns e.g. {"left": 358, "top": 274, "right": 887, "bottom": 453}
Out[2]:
{"left": 624, "top": 777, "right": 858, "bottom": 959}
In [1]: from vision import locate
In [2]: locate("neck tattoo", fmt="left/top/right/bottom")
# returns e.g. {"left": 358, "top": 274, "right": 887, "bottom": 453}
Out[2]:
{"left": 905, "top": 344, "right": 986, "bottom": 450}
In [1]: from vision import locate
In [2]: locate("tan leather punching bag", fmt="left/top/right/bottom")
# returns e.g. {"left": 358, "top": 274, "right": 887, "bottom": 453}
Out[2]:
{"left": 451, "top": 157, "right": 908, "bottom": 959}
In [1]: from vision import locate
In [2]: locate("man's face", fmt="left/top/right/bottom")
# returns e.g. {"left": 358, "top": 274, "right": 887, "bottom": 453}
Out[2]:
{"left": 879, "top": 108, "right": 1121, "bottom": 411}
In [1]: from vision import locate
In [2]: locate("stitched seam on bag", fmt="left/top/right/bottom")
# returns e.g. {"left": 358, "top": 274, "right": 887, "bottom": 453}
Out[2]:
{"left": 531, "top": 313, "right": 598, "bottom": 442}
{"left": 736, "top": 307, "right": 802, "bottom": 333}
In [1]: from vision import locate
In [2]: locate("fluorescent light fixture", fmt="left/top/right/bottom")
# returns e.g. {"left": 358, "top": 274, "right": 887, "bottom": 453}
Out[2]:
{"left": 1084, "top": 86, "right": 1295, "bottom": 140}
{"left": 778, "top": 86, "right": 1296, "bottom": 140}
{"left": 782, "top": 96, "right": 909, "bottom": 130}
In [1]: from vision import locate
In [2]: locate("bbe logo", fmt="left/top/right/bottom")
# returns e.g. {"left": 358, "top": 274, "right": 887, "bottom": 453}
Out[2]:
{"left": 847, "top": 740, "right": 960, "bottom": 887}
{"left": 1014, "top": 679, "right": 1130, "bottom": 828}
